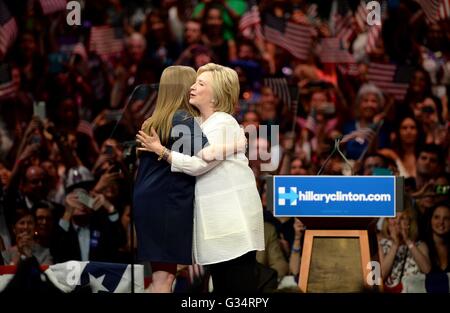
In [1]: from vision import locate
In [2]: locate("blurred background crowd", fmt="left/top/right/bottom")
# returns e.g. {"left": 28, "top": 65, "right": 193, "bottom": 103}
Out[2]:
{"left": 0, "top": 0, "right": 449, "bottom": 292}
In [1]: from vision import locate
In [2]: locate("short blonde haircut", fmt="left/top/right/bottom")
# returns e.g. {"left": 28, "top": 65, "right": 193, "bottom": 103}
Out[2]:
{"left": 197, "top": 63, "right": 239, "bottom": 114}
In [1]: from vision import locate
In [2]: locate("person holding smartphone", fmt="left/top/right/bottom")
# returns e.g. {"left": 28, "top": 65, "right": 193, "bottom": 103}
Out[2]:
{"left": 1, "top": 208, "right": 53, "bottom": 266}
{"left": 51, "top": 166, "right": 124, "bottom": 263}
{"left": 415, "top": 96, "right": 448, "bottom": 147}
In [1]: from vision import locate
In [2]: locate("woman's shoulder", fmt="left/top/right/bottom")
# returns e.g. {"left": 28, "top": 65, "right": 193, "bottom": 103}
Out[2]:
{"left": 173, "top": 109, "right": 192, "bottom": 120}
{"left": 172, "top": 110, "right": 195, "bottom": 126}
{"left": 212, "top": 112, "right": 239, "bottom": 125}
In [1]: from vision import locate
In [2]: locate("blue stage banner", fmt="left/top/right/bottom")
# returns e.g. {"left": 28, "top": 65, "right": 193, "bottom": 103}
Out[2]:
{"left": 273, "top": 176, "right": 396, "bottom": 217}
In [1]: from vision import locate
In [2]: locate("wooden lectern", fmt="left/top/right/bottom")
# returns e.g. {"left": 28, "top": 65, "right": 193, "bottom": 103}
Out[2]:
{"left": 266, "top": 175, "right": 403, "bottom": 293}
{"left": 297, "top": 218, "right": 377, "bottom": 293}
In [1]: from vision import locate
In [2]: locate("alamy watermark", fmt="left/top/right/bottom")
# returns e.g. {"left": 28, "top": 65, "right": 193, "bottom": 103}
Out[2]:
{"left": 65, "top": 1, "right": 382, "bottom": 27}
{"left": 67, "top": 1, "right": 81, "bottom": 26}
{"left": 62, "top": 259, "right": 382, "bottom": 287}
{"left": 66, "top": 260, "right": 82, "bottom": 286}
{"left": 169, "top": 123, "right": 279, "bottom": 172}
{"left": 367, "top": 261, "right": 382, "bottom": 286}
{"left": 366, "top": 1, "right": 382, "bottom": 26}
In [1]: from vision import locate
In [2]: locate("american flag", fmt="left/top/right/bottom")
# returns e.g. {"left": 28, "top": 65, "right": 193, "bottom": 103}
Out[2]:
{"left": 439, "top": 0, "right": 450, "bottom": 19}
{"left": 0, "top": 0, "right": 18, "bottom": 59}
{"left": 359, "top": 0, "right": 386, "bottom": 54}
{"left": 338, "top": 63, "right": 360, "bottom": 76}
{"left": 367, "top": 63, "right": 410, "bottom": 101}
{"left": 0, "top": 80, "right": 17, "bottom": 100}
{"left": 0, "top": 261, "right": 144, "bottom": 293}
{"left": 366, "top": 24, "right": 382, "bottom": 54}
{"left": 355, "top": 1, "right": 368, "bottom": 32}
{"left": 415, "top": 0, "right": 441, "bottom": 24}
{"left": 264, "top": 77, "right": 291, "bottom": 109}
{"left": 264, "top": 78, "right": 300, "bottom": 114}
{"left": 77, "top": 120, "right": 94, "bottom": 138}
{"left": 263, "top": 14, "right": 313, "bottom": 61}
{"left": 334, "top": 11, "right": 356, "bottom": 49}
{"left": 89, "top": 26, "right": 124, "bottom": 60}
{"left": 39, "top": 0, "right": 67, "bottom": 15}
{"left": 239, "top": 4, "right": 264, "bottom": 40}
{"left": 319, "top": 38, "right": 355, "bottom": 64}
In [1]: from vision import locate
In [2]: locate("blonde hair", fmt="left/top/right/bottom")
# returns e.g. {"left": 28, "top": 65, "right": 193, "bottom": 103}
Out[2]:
{"left": 141, "top": 66, "right": 198, "bottom": 144}
{"left": 197, "top": 63, "right": 239, "bottom": 114}
{"left": 381, "top": 208, "right": 419, "bottom": 242}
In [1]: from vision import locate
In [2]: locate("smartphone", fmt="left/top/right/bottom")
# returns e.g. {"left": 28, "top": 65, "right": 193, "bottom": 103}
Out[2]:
{"left": 77, "top": 190, "right": 96, "bottom": 209}
{"left": 33, "top": 101, "right": 47, "bottom": 120}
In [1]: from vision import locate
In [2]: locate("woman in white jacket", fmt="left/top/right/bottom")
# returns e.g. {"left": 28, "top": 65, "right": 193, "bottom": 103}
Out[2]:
{"left": 137, "top": 63, "right": 265, "bottom": 292}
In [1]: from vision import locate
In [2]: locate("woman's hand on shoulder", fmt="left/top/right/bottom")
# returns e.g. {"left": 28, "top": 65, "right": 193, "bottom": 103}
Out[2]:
{"left": 136, "top": 128, "right": 164, "bottom": 155}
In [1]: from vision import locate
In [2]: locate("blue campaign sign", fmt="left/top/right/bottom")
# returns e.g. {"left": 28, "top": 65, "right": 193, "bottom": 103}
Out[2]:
{"left": 273, "top": 176, "right": 396, "bottom": 217}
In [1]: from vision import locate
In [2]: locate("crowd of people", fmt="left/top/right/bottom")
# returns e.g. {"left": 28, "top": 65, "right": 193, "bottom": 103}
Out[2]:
{"left": 0, "top": 0, "right": 449, "bottom": 292}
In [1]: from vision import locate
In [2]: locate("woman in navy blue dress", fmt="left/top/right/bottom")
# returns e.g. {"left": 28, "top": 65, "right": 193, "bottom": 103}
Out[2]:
{"left": 133, "top": 66, "right": 207, "bottom": 292}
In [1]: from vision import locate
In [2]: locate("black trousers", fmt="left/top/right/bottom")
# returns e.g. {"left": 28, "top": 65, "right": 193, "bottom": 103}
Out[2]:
{"left": 208, "top": 251, "right": 258, "bottom": 293}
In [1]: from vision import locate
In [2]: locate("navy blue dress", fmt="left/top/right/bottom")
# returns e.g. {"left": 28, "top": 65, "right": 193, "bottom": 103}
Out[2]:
{"left": 133, "top": 110, "right": 208, "bottom": 264}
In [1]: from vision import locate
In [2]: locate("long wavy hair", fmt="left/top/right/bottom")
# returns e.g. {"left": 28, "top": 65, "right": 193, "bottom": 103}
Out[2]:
{"left": 392, "top": 114, "right": 425, "bottom": 159}
{"left": 141, "top": 66, "right": 198, "bottom": 145}
{"left": 425, "top": 202, "right": 450, "bottom": 272}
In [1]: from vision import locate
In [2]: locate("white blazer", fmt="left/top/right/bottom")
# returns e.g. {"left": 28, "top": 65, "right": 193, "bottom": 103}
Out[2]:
{"left": 171, "top": 112, "right": 265, "bottom": 265}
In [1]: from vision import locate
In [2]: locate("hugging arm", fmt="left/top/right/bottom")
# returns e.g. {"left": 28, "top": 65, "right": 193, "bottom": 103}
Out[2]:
{"left": 136, "top": 118, "right": 246, "bottom": 176}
